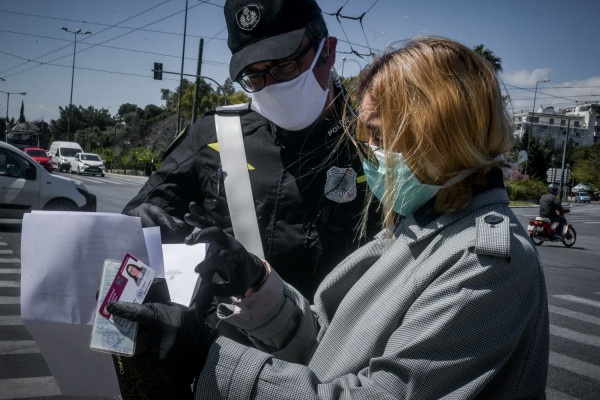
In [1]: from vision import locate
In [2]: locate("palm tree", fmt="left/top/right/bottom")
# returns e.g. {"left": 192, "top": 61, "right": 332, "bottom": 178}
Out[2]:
{"left": 473, "top": 44, "right": 502, "bottom": 72}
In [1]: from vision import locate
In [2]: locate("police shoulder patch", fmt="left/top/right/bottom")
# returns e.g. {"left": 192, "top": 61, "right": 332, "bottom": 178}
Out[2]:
{"left": 324, "top": 167, "right": 357, "bottom": 203}
{"left": 237, "top": 5, "right": 260, "bottom": 31}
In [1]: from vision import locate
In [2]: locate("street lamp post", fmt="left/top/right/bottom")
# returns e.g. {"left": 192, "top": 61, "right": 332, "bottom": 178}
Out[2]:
{"left": 525, "top": 79, "right": 550, "bottom": 175}
{"left": 559, "top": 116, "right": 571, "bottom": 202}
{"left": 0, "top": 90, "right": 27, "bottom": 142}
{"left": 341, "top": 57, "right": 346, "bottom": 77}
{"left": 61, "top": 26, "right": 91, "bottom": 142}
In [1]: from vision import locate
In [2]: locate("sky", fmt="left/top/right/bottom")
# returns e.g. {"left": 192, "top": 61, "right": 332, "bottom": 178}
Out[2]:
{"left": 0, "top": 0, "right": 599, "bottom": 124}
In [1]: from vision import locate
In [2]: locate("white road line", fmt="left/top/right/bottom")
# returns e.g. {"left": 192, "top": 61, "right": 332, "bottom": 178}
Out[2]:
{"left": 0, "top": 269, "right": 20, "bottom": 274}
{"left": 550, "top": 351, "right": 600, "bottom": 380}
{"left": 0, "top": 250, "right": 12, "bottom": 254}
{"left": 0, "top": 377, "right": 62, "bottom": 399}
{"left": 0, "top": 296, "right": 20, "bottom": 304}
{"left": 0, "top": 242, "right": 7, "bottom": 246}
{"left": 550, "top": 325, "right": 600, "bottom": 348}
{"left": 0, "top": 315, "right": 22, "bottom": 325}
{"left": 583, "top": 221, "right": 600, "bottom": 224}
{"left": 549, "top": 305, "right": 600, "bottom": 326}
{"left": 545, "top": 387, "right": 581, "bottom": 400}
{"left": 0, "top": 281, "right": 20, "bottom": 287}
{"left": 0, "top": 258, "right": 20, "bottom": 263}
{"left": 0, "top": 340, "right": 40, "bottom": 354}
{"left": 553, "top": 295, "right": 600, "bottom": 309}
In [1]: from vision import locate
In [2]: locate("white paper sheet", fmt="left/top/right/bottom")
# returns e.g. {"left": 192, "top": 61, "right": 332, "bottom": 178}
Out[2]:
{"left": 162, "top": 243, "right": 206, "bottom": 306}
{"left": 20, "top": 211, "right": 150, "bottom": 396}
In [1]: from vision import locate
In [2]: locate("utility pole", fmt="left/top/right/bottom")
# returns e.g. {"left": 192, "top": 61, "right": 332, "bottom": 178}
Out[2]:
{"left": 559, "top": 116, "right": 570, "bottom": 201}
{"left": 176, "top": 0, "right": 189, "bottom": 136}
{"left": 191, "top": 38, "right": 204, "bottom": 124}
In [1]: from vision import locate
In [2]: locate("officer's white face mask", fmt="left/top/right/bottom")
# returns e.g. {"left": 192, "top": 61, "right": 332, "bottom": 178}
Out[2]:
{"left": 251, "top": 38, "right": 330, "bottom": 131}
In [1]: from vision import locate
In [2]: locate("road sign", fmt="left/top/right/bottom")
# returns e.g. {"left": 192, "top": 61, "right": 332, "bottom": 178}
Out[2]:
{"left": 546, "top": 168, "right": 570, "bottom": 183}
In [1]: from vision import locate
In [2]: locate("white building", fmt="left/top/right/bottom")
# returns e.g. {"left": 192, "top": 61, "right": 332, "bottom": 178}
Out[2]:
{"left": 513, "top": 103, "right": 600, "bottom": 148}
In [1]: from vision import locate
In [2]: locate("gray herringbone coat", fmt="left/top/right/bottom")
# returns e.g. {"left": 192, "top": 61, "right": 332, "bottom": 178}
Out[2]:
{"left": 196, "top": 186, "right": 549, "bottom": 399}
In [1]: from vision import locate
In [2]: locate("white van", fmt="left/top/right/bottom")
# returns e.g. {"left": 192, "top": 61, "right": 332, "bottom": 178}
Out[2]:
{"left": 49, "top": 141, "right": 83, "bottom": 173}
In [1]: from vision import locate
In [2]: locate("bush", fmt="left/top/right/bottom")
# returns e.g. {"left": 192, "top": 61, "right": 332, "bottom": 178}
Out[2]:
{"left": 505, "top": 179, "right": 547, "bottom": 202}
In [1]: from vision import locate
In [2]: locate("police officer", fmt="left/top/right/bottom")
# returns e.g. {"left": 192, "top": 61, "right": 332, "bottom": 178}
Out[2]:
{"left": 123, "top": 0, "right": 378, "bottom": 298}
{"left": 539, "top": 183, "right": 569, "bottom": 238}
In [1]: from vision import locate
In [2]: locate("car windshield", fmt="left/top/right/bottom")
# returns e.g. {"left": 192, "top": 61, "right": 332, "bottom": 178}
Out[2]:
{"left": 62, "top": 148, "right": 81, "bottom": 157}
{"left": 81, "top": 154, "right": 101, "bottom": 161}
{"left": 26, "top": 149, "right": 47, "bottom": 158}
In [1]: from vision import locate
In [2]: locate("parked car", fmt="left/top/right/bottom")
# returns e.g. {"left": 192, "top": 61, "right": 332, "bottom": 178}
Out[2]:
{"left": 575, "top": 191, "right": 591, "bottom": 203}
{"left": 48, "top": 141, "right": 84, "bottom": 173}
{"left": 23, "top": 147, "right": 53, "bottom": 173}
{"left": 72, "top": 152, "right": 106, "bottom": 177}
{"left": 0, "top": 141, "right": 96, "bottom": 218}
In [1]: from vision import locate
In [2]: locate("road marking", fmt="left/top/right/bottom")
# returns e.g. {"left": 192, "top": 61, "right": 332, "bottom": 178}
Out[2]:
{"left": 553, "top": 295, "right": 600, "bottom": 309}
{"left": 0, "top": 281, "right": 20, "bottom": 287}
{"left": 0, "top": 315, "right": 22, "bottom": 325}
{"left": 582, "top": 221, "right": 600, "bottom": 224}
{"left": 550, "top": 351, "right": 600, "bottom": 380}
{"left": 0, "top": 296, "right": 20, "bottom": 304}
{"left": 0, "top": 249, "right": 13, "bottom": 254}
{"left": 0, "top": 242, "right": 8, "bottom": 246}
{"left": 549, "top": 305, "right": 600, "bottom": 326}
{"left": 550, "top": 324, "right": 600, "bottom": 348}
{"left": 0, "top": 258, "right": 20, "bottom": 263}
{"left": 0, "top": 377, "right": 62, "bottom": 399}
{"left": 545, "top": 387, "right": 580, "bottom": 400}
{"left": 0, "top": 269, "right": 20, "bottom": 274}
{"left": 0, "top": 340, "right": 40, "bottom": 354}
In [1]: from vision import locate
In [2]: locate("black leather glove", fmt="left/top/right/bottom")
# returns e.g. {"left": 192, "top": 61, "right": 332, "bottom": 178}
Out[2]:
{"left": 184, "top": 201, "right": 232, "bottom": 233}
{"left": 184, "top": 227, "right": 267, "bottom": 298}
{"left": 107, "top": 289, "right": 217, "bottom": 379}
{"left": 126, "top": 203, "right": 187, "bottom": 243}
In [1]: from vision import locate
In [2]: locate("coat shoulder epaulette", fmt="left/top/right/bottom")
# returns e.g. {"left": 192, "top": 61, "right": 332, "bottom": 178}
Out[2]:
{"left": 163, "top": 125, "right": 190, "bottom": 158}
{"left": 472, "top": 211, "right": 511, "bottom": 259}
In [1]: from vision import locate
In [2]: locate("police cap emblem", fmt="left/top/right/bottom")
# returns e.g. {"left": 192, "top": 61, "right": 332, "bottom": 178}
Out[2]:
{"left": 324, "top": 167, "right": 357, "bottom": 203}
{"left": 236, "top": 5, "right": 260, "bottom": 31}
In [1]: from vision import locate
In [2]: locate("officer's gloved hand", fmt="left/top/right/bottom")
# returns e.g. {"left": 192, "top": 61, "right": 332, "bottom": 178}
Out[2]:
{"left": 126, "top": 203, "right": 187, "bottom": 242}
{"left": 107, "top": 288, "right": 217, "bottom": 379}
{"left": 185, "top": 227, "right": 267, "bottom": 298}
{"left": 184, "top": 201, "right": 232, "bottom": 233}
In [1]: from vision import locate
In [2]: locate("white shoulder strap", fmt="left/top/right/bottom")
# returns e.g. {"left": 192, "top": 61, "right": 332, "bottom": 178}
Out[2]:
{"left": 214, "top": 114, "right": 265, "bottom": 259}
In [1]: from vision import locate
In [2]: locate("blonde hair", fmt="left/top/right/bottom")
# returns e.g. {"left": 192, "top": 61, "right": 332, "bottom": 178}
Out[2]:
{"left": 355, "top": 36, "right": 513, "bottom": 231}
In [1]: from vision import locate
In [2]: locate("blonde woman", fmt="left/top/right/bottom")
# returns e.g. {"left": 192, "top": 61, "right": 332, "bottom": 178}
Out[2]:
{"left": 110, "top": 36, "right": 548, "bottom": 399}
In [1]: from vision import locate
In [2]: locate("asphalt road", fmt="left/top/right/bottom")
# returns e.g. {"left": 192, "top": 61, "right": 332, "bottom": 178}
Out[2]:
{"left": 1, "top": 183, "right": 599, "bottom": 399}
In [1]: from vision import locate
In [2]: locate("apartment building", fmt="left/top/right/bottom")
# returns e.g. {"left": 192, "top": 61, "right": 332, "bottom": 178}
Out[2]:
{"left": 513, "top": 103, "right": 600, "bottom": 148}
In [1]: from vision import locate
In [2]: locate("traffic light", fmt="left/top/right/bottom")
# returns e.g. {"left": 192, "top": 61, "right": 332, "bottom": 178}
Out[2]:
{"left": 153, "top": 63, "right": 163, "bottom": 80}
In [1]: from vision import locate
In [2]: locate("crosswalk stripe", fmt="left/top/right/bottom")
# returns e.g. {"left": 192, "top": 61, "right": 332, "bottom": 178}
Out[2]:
{"left": 0, "top": 340, "right": 40, "bottom": 354}
{"left": 545, "top": 387, "right": 580, "bottom": 400}
{"left": 553, "top": 295, "right": 600, "bottom": 309}
{"left": 549, "top": 305, "right": 600, "bottom": 326}
{"left": 0, "top": 242, "right": 7, "bottom": 246}
{"left": 550, "top": 351, "right": 600, "bottom": 380}
{"left": 582, "top": 221, "right": 600, "bottom": 224}
{"left": 0, "top": 281, "right": 20, "bottom": 287}
{"left": 0, "top": 250, "right": 12, "bottom": 254}
{"left": 0, "top": 258, "right": 20, "bottom": 263}
{"left": 0, "top": 296, "right": 20, "bottom": 304}
{"left": 0, "top": 315, "right": 22, "bottom": 325}
{"left": 0, "top": 269, "right": 20, "bottom": 274}
{"left": 0, "top": 377, "right": 61, "bottom": 399}
{"left": 550, "top": 324, "right": 600, "bottom": 348}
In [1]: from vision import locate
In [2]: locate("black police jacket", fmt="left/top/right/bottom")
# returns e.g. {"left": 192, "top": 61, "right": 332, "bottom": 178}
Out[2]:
{"left": 123, "top": 100, "right": 378, "bottom": 298}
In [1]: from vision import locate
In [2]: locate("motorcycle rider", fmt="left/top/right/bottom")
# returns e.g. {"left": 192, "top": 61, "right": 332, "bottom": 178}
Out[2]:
{"left": 539, "top": 183, "right": 569, "bottom": 239}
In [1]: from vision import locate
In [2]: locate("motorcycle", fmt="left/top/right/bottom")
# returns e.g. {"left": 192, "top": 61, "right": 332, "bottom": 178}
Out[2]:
{"left": 527, "top": 206, "right": 576, "bottom": 247}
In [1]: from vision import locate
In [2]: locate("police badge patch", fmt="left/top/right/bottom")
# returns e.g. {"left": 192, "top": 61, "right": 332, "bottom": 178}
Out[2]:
{"left": 237, "top": 5, "right": 260, "bottom": 31}
{"left": 324, "top": 167, "right": 357, "bottom": 203}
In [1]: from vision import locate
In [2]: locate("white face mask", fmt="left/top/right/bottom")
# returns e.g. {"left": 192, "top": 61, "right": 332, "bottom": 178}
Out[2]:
{"left": 251, "top": 38, "right": 330, "bottom": 131}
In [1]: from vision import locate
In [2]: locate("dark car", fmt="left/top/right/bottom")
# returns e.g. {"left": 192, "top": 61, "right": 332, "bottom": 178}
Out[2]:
{"left": 24, "top": 148, "right": 53, "bottom": 173}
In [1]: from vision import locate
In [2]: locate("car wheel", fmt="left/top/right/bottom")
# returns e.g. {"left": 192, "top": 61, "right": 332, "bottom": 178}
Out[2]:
{"left": 100, "top": 174, "right": 105, "bottom": 177}
{"left": 43, "top": 198, "right": 78, "bottom": 212}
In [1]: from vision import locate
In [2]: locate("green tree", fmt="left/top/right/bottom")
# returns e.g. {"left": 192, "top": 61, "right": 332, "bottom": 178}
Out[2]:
{"left": 19, "top": 100, "right": 26, "bottom": 123}
{"left": 473, "top": 44, "right": 502, "bottom": 72}
{"left": 50, "top": 105, "right": 113, "bottom": 142}
{"left": 571, "top": 143, "right": 600, "bottom": 188}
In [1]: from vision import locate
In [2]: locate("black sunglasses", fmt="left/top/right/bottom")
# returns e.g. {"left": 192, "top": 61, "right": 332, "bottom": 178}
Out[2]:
{"left": 237, "top": 37, "right": 322, "bottom": 93}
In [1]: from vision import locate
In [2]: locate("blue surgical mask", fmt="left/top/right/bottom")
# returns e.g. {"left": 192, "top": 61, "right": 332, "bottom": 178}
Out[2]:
{"left": 362, "top": 149, "right": 498, "bottom": 216}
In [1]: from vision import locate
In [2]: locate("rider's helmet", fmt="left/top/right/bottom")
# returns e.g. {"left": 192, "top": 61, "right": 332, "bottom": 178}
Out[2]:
{"left": 548, "top": 184, "right": 559, "bottom": 195}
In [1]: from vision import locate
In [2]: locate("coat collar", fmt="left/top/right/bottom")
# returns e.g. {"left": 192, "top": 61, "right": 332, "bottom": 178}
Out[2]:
{"left": 394, "top": 169, "right": 509, "bottom": 244}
